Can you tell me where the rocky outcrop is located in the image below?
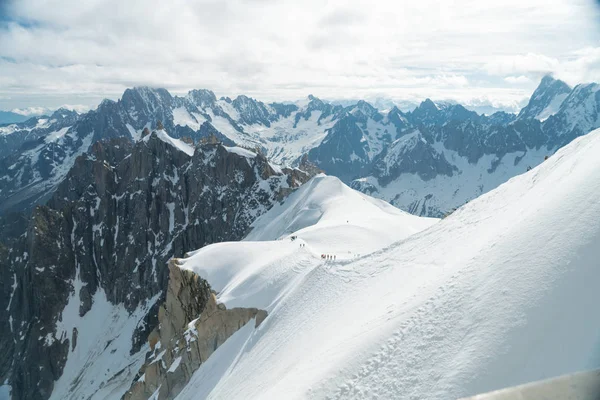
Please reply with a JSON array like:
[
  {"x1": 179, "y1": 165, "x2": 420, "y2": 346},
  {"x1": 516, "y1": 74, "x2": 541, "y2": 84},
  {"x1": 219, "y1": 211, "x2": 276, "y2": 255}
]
[
  {"x1": 517, "y1": 75, "x2": 571, "y2": 121},
  {"x1": 0, "y1": 132, "x2": 309, "y2": 400},
  {"x1": 123, "y1": 260, "x2": 266, "y2": 400},
  {"x1": 308, "y1": 114, "x2": 371, "y2": 182}
]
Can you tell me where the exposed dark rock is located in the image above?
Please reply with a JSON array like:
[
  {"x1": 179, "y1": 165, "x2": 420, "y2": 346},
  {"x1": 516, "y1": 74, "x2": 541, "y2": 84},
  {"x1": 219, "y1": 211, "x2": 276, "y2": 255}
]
[
  {"x1": 307, "y1": 115, "x2": 370, "y2": 182},
  {"x1": 517, "y1": 75, "x2": 571, "y2": 121},
  {"x1": 0, "y1": 131, "x2": 310, "y2": 400},
  {"x1": 122, "y1": 260, "x2": 267, "y2": 400}
]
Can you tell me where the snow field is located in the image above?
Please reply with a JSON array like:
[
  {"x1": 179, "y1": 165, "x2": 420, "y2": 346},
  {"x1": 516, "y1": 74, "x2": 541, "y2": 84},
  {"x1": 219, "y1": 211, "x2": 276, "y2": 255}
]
[{"x1": 175, "y1": 129, "x2": 600, "y2": 399}]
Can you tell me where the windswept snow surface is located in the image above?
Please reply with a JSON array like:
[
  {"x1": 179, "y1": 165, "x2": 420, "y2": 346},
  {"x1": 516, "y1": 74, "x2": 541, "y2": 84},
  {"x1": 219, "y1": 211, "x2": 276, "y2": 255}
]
[
  {"x1": 224, "y1": 146, "x2": 257, "y2": 159},
  {"x1": 176, "y1": 129, "x2": 600, "y2": 400},
  {"x1": 246, "y1": 174, "x2": 436, "y2": 252},
  {"x1": 536, "y1": 92, "x2": 568, "y2": 121},
  {"x1": 181, "y1": 175, "x2": 436, "y2": 310},
  {"x1": 143, "y1": 129, "x2": 195, "y2": 156}
]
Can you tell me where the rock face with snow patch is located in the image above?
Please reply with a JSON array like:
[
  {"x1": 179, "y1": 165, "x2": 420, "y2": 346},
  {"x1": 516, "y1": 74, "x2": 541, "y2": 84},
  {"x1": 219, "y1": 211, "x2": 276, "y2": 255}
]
[
  {"x1": 0, "y1": 110, "x2": 79, "y2": 159},
  {"x1": 517, "y1": 75, "x2": 571, "y2": 121},
  {"x1": 122, "y1": 260, "x2": 266, "y2": 400},
  {"x1": 0, "y1": 130, "x2": 311, "y2": 400},
  {"x1": 350, "y1": 76, "x2": 600, "y2": 217},
  {"x1": 5, "y1": 75, "x2": 600, "y2": 218}
]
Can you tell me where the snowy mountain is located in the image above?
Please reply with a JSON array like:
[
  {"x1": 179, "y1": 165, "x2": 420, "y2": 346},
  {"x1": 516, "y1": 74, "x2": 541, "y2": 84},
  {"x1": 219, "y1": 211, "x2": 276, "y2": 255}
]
[
  {"x1": 351, "y1": 75, "x2": 600, "y2": 216},
  {"x1": 0, "y1": 109, "x2": 91, "y2": 213},
  {"x1": 351, "y1": 117, "x2": 548, "y2": 216},
  {"x1": 0, "y1": 109, "x2": 78, "y2": 159},
  {"x1": 0, "y1": 129, "x2": 313, "y2": 400},
  {"x1": 151, "y1": 127, "x2": 600, "y2": 399},
  {"x1": 517, "y1": 75, "x2": 571, "y2": 121},
  {"x1": 407, "y1": 99, "x2": 482, "y2": 126},
  {"x1": 542, "y1": 81, "x2": 600, "y2": 148},
  {"x1": 121, "y1": 175, "x2": 438, "y2": 399},
  {"x1": 2, "y1": 75, "x2": 600, "y2": 218}
]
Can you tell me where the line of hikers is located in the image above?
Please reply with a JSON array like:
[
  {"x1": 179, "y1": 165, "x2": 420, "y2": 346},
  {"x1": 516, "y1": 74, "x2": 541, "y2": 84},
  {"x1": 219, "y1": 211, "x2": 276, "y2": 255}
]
[{"x1": 291, "y1": 236, "x2": 336, "y2": 260}]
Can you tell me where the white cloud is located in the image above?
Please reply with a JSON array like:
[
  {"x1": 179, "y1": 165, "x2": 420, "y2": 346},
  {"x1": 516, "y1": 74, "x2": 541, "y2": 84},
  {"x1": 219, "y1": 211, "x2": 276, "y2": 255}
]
[
  {"x1": 504, "y1": 75, "x2": 533, "y2": 84},
  {"x1": 484, "y1": 54, "x2": 559, "y2": 76},
  {"x1": 58, "y1": 104, "x2": 91, "y2": 113},
  {"x1": 11, "y1": 106, "x2": 50, "y2": 116},
  {"x1": 0, "y1": 0, "x2": 599, "y2": 110},
  {"x1": 11, "y1": 104, "x2": 90, "y2": 116}
]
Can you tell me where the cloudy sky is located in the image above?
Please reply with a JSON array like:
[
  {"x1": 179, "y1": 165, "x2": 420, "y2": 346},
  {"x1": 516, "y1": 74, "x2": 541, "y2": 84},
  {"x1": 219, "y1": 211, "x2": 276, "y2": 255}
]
[{"x1": 1, "y1": 0, "x2": 600, "y2": 114}]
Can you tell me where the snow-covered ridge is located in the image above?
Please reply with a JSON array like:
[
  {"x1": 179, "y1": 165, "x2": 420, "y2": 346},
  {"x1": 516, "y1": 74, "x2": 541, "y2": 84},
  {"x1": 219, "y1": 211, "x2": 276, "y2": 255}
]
[
  {"x1": 224, "y1": 146, "x2": 257, "y2": 159},
  {"x1": 178, "y1": 175, "x2": 436, "y2": 311},
  {"x1": 143, "y1": 129, "x2": 195, "y2": 156},
  {"x1": 246, "y1": 174, "x2": 435, "y2": 245},
  {"x1": 175, "y1": 128, "x2": 600, "y2": 399}
]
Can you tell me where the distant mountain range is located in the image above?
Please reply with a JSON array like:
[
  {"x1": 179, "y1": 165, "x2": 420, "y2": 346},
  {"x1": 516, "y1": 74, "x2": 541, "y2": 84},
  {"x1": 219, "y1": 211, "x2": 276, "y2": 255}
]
[
  {"x1": 0, "y1": 111, "x2": 29, "y2": 125},
  {"x1": 0, "y1": 75, "x2": 598, "y2": 217},
  {"x1": 2, "y1": 74, "x2": 600, "y2": 400}
]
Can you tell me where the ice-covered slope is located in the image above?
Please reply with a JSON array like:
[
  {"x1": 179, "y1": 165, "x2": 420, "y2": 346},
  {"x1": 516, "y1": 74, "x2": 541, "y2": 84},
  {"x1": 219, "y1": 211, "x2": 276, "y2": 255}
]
[
  {"x1": 353, "y1": 136, "x2": 551, "y2": 217},
  {"x1": 176, "y1": 129, "x2": 600, "y2": 400},
  {"x1": 246, "y1": 174, "x2": 435, "y2": 251},
  {"x1": 180, "y1": 175, "x2": 436, "y2": 311}
]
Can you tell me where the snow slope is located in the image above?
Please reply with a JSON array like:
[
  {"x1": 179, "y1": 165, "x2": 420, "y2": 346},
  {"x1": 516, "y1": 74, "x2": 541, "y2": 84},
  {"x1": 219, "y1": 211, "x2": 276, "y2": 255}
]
[
  {"x1": 536, "y1": 92, "x2": 568, "y2": 121},
  {"x1": 49, "y1": 271, "x2": 160, "y2": 400},
  {"x1": 246, "y1": 174, "x2": 436, "y2": 255},
  {"x1": 176, "y1": 128, "x2": 600, "y2": 399},
  {"x1": 180, "y1": 175, "x2": 436, "y2": 311},
  {"x1": 143, "y1": 129, "x2": 195, "y2": 156},
  {"x1": 356, "y1": 143, "x2": 551, "y2": 217}
]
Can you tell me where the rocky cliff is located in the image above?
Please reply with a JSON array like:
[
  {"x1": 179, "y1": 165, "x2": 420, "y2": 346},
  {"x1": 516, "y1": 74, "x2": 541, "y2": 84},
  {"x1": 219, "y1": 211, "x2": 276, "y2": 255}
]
[
  {"x1": 123, "y1": 260, "x2": 267, "y2": 400},
  {"x1": 0, "y1": 130, "x2": 310, "y2": 400}
]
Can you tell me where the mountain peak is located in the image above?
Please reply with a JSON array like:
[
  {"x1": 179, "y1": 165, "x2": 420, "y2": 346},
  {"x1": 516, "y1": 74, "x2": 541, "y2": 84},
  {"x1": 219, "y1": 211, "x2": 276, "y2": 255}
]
[
  {"x1": 307, "y1": 94, "x2": 325, "y2": 106},
  {"x1": 389, "y1": 105, "x2": 401, "y2": 114},
  {"x1": 538, "y1": 74, "x2": 571, "y2": 92},
  {"x1": 517, "y1": 75, "x2": 572, "y2": 121},
  {"x1": 125, "y1": 86, "x2": 171, "y2": 98},
  {"x1": 121, "y1": 87, "x2": 173, "y2": 109},
  {"x1": 408, "y1": 99, "x2": 440, "y2": 124},
  {"x1": 143, "y1": 127, "x2": 195, "y2": 156},
  {"x1": 50, "y1": 107, "x2": 78, "y2": 119},
  {"x1": 353, "y1": 100, "x2": 378, "y2": 116},
  {"x1": 420, "y1": 98, "x2": 438, "y2": 110},
  {"x1": 187, "y1": 89, "x2": 218, "y2": 108}
]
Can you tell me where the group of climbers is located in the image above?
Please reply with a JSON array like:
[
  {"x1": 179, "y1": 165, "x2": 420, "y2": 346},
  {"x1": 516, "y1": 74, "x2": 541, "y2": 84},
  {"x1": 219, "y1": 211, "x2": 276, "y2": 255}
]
[
  {"x1": 291, "y1": 236, "x2": 336, "y2": 260},
  {"x1": 527, "y1": 155, "x2": 550, "y2": 172}
]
